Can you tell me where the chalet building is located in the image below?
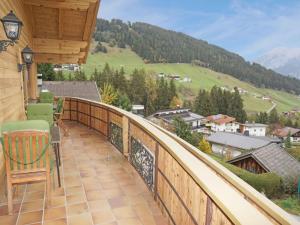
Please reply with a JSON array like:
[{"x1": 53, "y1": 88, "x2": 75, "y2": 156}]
[
  {"x1": 273, "y1": 127, "x2": 300, "y2": 144},
  {"x1": 228, "y1": 144, "x2": 300, "y2": 178},
  {"x1": 207, "y1": 132, "x2": 280, "y2": 158},
  {"x1": 206, "y1": 114, "x2": 239, "y2": 133},
  {"x1": 240, "y1": 123, "x2": 268, "y2": 137},
  {"x1": 42, "y1": 81, "x2": 101, "y2": 102},
  {"x1": 148, "y1": 108, "x2": 206, "y2": 132}
]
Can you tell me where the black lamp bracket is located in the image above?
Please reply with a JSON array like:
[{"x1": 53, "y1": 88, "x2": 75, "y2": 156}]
[
  {"x1": 18, "y1": 63, "x2": 31, "y2": 72},
  {"x1": 0, "y1": 40, "x2": 16, "y2": 53}
]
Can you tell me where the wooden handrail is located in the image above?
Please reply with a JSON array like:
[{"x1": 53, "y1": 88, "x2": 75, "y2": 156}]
[{"x1": 63, "y1": 97, "x2": 297, "y2": 225}]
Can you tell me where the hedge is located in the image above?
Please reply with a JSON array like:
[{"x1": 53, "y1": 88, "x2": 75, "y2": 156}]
[{"x1": 211, "y1": 155, "x2": 282, "y2": 198}]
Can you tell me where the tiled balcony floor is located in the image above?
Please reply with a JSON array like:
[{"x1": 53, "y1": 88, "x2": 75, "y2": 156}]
[{"x1": 0, "y1": 122, "x2": 168, "y2": 225}]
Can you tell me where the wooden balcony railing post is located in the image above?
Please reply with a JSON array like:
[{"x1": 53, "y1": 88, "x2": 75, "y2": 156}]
[{"x1": 122, "y1": 116, "x2": 129, "y2": 157}]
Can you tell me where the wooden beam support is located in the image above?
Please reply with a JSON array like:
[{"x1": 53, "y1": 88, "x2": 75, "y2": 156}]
[
  {"x1": 23, "y1": 0, "x2": 94, "y2": 10},
  {"x1": 82, "y1": 0, "x2": 100, "y2": 63},
  {"x1": 33, "y1": 38, "x2": 88, "y2": 48},
  {"x1": 35, "y1": 53, "x2": 85, "y2": 64},
  {"x1": 82, "y1": 3, "x2": 96, "y2": 41}
]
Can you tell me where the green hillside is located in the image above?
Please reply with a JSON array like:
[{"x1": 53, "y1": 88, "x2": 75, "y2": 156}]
[{"x1": 83, "y1": 45, "x2": 300, "y2": 113}]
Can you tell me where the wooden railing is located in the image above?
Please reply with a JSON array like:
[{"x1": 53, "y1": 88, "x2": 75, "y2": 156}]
[{"x1": 63, "y1": 97, "x2": 296, "y2": 225}]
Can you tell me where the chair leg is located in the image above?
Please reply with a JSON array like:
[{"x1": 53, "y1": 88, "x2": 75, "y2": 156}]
[{"x1": 7, "y1": 181, "x2": 13, "y2": 215}]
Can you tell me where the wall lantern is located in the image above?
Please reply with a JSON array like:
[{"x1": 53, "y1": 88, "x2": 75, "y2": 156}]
[
  {"x1": 0, "y1": 10, "x2": 23, "y2": 52},
  {"x1": 18, "y1": 45, "x2": 34, "y2": 72}
]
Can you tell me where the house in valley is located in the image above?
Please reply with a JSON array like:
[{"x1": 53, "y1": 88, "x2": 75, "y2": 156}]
[
  {"x1": 206, "y1": 114, "x2": 239, "y2": 133},
  {"x1": 273, "y1": 127, "x2": 300, "y2": 144},
  {"x1": 148, "y1": 108, "x2": 206, "y2": 132},
  {"x1": 206, "y1": 132, "x2": 277, "y2": 158},
  {"x1": 240, "y1": 123, "x2": 268, "y2": 137},
  {"x1": 228, "y1": 143, "x2": 300, "y2": 178}
]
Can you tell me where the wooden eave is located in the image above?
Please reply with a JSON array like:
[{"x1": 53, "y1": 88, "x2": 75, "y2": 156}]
[{"x1": 23, "y1": 0, "x2": 100, "y2": 64}]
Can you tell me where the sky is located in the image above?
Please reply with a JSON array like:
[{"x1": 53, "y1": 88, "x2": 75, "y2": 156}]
[{"x1": 98, "y1": 0, "x2": 300, "y2": 61}]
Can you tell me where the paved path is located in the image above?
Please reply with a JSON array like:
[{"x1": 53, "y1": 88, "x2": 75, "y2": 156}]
[{"x1": 267, "y1": 101, "x2": 277, "y2": 113}]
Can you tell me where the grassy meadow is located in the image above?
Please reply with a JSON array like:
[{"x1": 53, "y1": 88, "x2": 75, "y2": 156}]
[{"x1": 82, "y1": 45, "x2": 300, "y2": 113}]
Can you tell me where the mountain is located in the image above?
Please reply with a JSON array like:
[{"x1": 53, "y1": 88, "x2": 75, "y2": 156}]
[
  {"x1": 256, "y1": 47, "x2": 300, "y2": 79},
  {"x1": 93, "y1": 19, "x2": 300, "y2": 95}
]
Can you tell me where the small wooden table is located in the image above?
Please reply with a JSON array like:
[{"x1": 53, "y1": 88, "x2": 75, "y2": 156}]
[{"x1": 51, "y1": 126, "x2": 61, "y2": 187}]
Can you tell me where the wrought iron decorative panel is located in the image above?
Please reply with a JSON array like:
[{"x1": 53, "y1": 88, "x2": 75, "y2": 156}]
[
  {"x1": 130, "y1": 137, "x2": 155, "y2": 191},
  {"x1": 110, "y1": 122, "x2": 123, "y2": 153}
]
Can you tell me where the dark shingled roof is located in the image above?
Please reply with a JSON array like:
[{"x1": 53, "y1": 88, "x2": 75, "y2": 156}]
[
  {"x1": 228, "y1": 143, "x2": 300, "y2": 178},
  {"x1": 207, "y1": 132, "x2": 271, "y2": 150},
  {"x1": 42, "y1": 81, "x2": 101, "y2": 102}
]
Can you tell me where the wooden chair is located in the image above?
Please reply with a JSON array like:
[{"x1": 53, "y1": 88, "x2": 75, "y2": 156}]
[
  {"x1": 0, "y1": 120, "x2": 52, "y2": 215},
  {"x1": 39, "y1": 91, "x2": 54, "y2": 104},
  {"x1": 54, "y1": 97, "x2": 69, "y2": 136}
]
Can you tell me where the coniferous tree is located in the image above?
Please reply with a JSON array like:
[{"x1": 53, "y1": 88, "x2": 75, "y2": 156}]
[
  {"x1": 285, "y1": 132, "x2": 292, "y2": 148},
  {"x1": 255, "y1": 112, "x2": 269, "y2": 124},
  {"x1": 269, "y1": 108, "x2": 279, "y2": 124},
  {"x1": 74, "y1": 70, "x2": 87, "y2": 81},
  {"x1": 38, "y1": 63, "x2": 55, "y2": 81},
  {"x1": 129, "y1": 69, "x2": 146, "y2": 104},
  {"x1": 55, "y1": 71, "x2": 65, "y2": 81},
  {"x1": 227, "y1": 87, "x2": 247, "y2": 123},
  {"x1": 173, "y1": 117, "x2": 192, "y2": 144}
]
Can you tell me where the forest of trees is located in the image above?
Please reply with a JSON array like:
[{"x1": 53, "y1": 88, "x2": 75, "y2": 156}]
[
  {"x1": 193, "y1": 86, "x2": 247, "y2": 123},
  {"x1": 93, "y1": 18, "x2": 300, "y2": 95},
  {"x1": 90, "y1": 63, "x2": 179, "y2": 116}
]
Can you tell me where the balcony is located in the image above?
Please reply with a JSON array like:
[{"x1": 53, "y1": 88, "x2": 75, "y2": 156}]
[
  {"x1": 1, "y1": 97, "x2": 295, "y2": 225},
  {"x1": 0, "y1": 121, "x2": 167, "y2": 225}
]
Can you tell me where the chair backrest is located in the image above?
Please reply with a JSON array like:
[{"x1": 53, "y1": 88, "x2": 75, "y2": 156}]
[
  {"x1": 0, "y1": 120, "x2": 50, "y2": 173},
  {"x1": 56, "y1": 97, "x2": 64, "y2": 114},
  {"x1": 39, "y1": 92, "x2": 54, "y2": 104},
  {"x1": 27, "y1": 104, "x2": 54, "y2": 127}
]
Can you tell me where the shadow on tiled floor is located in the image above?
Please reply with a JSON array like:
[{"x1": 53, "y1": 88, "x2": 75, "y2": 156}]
[{"x1": 0, "y1": 122, "x2": 168, "y2": 225}]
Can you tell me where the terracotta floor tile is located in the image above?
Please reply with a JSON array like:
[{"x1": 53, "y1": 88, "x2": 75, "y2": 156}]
[
  {"x1": 21, "y1": 199, "x2": 44, "y2": 213},
  {"x1": 88, "y1": 199, "x2": 111, "y2": 212},
  {"x1": 67, "y1": 202, "x2": 89, "y2": 216},
  {"x1": 44, "y1": 206, "x2": 66, "y2": 221},
  {"x1": 153, "y1": 215, "x2": 169, "y2": 225},
  {"x1": 117, "y1": 218, "x2": 143, "y2": 225},
  {"x1": 91, "y1": 210, "x2": 115, "y2": 224},
  {"x1": 68, "y1": 213, "x2": 93, "y2": 225},
  {"x1": 17, "y1": 210, "x2": 43, "y2": 225},
  {"x1": 108, "y1": 197, "x2": 128, "y2": 209},
  {"x1": 85, "y1": 190, "x2": 105, "y2": 201},
  {"x1": 112, "y1": 206, "x2": 137, "y2": 220},
  {"x1": 67, "y1": 194, "x2": 86, "y2": 205},
  {"x1": 0, "y1": 214, "x2": 18, "y2": 225},
  {"x1": 23, "y1": 191, "x2": 44, "y2": 202},
  {"x1": 66, "y1": 186, "x2": 85, "y2": 196},
  {"x1": 0, "y1": 203, "x2": 21, "y2": 216},
  {"x1": 44, "y1": 218, "x2": 67, "y2": 225},
  {"x1": 49, "y1": 196, "x2": 65, "y2": 208}
]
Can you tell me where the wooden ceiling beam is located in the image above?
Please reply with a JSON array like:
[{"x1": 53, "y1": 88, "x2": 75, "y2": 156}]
[
  {"x1": 33, "y1": 38, "x2": 88, "y2": 48},
  {"x1": 34, "y1": 53, "x2": 85, "y2": 64},
  {"x1": 23, "y1": 0, "x2": 91, "y2": 10}
]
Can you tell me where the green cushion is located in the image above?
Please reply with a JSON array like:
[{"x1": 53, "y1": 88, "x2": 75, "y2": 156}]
[
  {"x1": 27, "y1": 104, "x2": 53, "y2": 127},
  {"x1": 1, "y1": 120, "x2": 49, "y2": 135},
  {"x1": 40, "y1": 92, "x2": 54, "y2": 104},
  {"x1": 56, "y1": 98, "x2": 63, "y2": 113}
]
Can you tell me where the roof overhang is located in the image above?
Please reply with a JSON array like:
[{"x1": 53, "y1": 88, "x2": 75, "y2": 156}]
[{"x1": 23, "y1": 0, "x2": 100, "y2": 64}]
